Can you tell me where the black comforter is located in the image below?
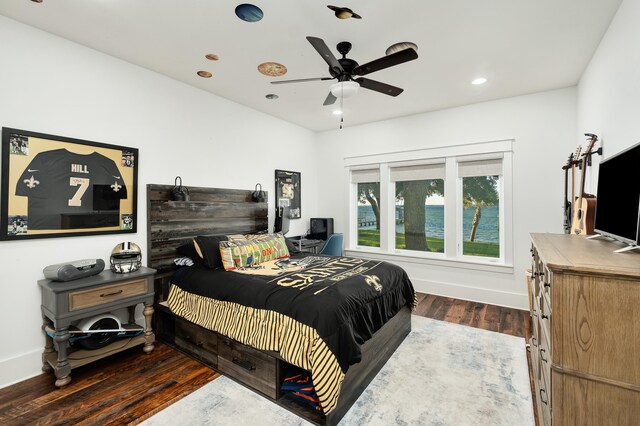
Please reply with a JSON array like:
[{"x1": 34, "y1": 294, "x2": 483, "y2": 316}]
[{"x1": 170, "y1": 255, "x2": 415, "y2": 372}]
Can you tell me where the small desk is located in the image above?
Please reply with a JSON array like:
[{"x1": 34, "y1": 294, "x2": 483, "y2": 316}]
[{"x1": 290, "y1": 238, "x2": 324, "y2": 254}]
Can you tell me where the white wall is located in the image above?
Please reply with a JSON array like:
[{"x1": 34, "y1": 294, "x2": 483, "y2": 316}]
[
  {"x1": 3, "y1": 0, "x2": 636, "y2": 390},
  {"x1": 0, "y1": 16, "x2": 317, "y2": 388},
  {"x1": 578, "y1": 0, "x2": 640, "y2": 175},
  {"x1": 316, "y1": 87, "x2": 577, "y2": 310}
]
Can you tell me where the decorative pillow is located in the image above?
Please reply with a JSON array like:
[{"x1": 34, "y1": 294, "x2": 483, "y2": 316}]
[
  {"x1": 219, "y1": 233, "x2": 290, "y2": 270},
  {"x1": 193, "y1": 235, "x2": 229, "y2": 269},
  {"x1": 176, "y1": 242, "x2": 203, "y2": 265}
]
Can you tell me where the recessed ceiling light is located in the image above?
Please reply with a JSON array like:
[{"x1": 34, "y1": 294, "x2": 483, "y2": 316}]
[
  {"x1": 197, "y1": 71, "x2": 213, "y2": 78},
  {"x1": 258, "y1": 62, "x2": 287, "y2": 77},
  {"x1": 332, "y1": 110, "x2": 343, "y2": 116},
  {"x1": 472, "y1": 77, "x2": 487, "y2": 85},
  {"x1": 265, "y1": 94, "x2": 279, "y2": 100},
  {"x1": 205, "y1": 54, "x2": 219, "y2": 61}
]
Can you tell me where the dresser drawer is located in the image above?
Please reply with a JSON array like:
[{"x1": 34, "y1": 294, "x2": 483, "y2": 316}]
[
  {"x1": 530, "y1": 336, "x2": 540, "y2": 383},
  {"x1": 540, "y1": 266, "x2": 552, "y2": 303},
  {"x1": 218, "y1": 336, "x2": 278, "y2": 399},
  {"x1": 538, "y1": 292, "x2": 552, "y2": 337},
  {"x1": 539, "y1": 324, "x2": 552, "y2": 396},
  {"x1": 539, "y1": 367, "x2": 552, "y2": 426},
  {"x1": 175, "y1": 317, "x2": 218, "y2": 367},
  {"x1": 69, "y1": 279, "x2": 148, "y2": 311}
]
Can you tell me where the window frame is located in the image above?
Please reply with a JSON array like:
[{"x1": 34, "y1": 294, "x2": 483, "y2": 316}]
[{"x1": 345, "y1": 140, "x2": 514, "y2": 272}]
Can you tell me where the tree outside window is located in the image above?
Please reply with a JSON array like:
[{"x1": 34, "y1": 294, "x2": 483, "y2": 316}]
[
  {"x1": 357, "y1": 182, "x2": 380, "y2": 247},
  {"x1": 395, "y1": 179, "x2": 444, "y2": 252},
  {"x1": 462, "y1": 175, "x2": 500, "y2": 258}
]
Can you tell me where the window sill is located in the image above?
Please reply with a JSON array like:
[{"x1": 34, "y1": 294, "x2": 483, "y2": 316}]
[{"x1": 344, "y1": 247, "x2": 514, "y2": 274}]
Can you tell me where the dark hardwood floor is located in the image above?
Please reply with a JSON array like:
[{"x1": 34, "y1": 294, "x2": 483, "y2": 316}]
[{"x1": 0, "y1": 293, "x2": 531, "y2": 426}]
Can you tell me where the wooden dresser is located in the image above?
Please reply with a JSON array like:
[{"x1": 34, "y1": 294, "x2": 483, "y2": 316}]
[{"x1": 529, "y1": 233, "x2": 640, "y2": 425}]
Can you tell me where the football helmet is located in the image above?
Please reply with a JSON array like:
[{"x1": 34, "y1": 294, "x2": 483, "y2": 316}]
[{"x1": 110, "y1": 242, "x2": 142, "y2": 273}]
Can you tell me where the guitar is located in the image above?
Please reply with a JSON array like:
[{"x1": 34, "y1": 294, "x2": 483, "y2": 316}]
[
  {"x1": 570, "y1": 134, "x2": 598, "y2": 235},
  {"x1": 562, "y1": 151, "x2": 576, "y2": 234},
  {"x1": 562, "y1": 145, "x2": 582, "y2": 233}
]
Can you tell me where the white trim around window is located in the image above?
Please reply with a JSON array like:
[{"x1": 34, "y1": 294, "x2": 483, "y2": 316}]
[{"x1": 345, "y1": 139, "x2": 514, "y2": 273}]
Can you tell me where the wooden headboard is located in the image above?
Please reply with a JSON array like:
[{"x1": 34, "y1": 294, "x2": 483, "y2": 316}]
[{"x1": 146, "y1": 184, "x2": 268, "y2": 300}]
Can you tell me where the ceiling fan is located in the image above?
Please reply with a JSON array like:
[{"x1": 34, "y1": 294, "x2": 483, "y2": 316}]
[{"x1": 271, "y1": 36, "x2": 418, "y2": 106}]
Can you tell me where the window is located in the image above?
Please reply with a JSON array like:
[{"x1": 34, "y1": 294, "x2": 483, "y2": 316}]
[
  {"x1": 459, "y1": 158, "x2": 503, "y2": 258},
  {"x1": 391, "y1": 163, "x2": 445, "y2": 253},
  {"x1": 352, "y1": 169, "x2": 380, "y2": 248},
  {"x1": 345, "y1": 140, "x2": 512, "y2": 268}
]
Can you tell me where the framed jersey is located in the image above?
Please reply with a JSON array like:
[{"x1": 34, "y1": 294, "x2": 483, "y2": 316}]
[{"x1": 1, "y1": 127, "x2": 138, "y2": 240}]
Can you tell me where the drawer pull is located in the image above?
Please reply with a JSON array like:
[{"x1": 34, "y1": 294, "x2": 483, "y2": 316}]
[
  {"x1": 540, "y1": 348, "x2": 548, "y2": 363},
  {"x1": 232, "y1": 357, "x2": 256, "y2": 371},
  {"x1": 100, "y1": 290, "x2": 123, "y2": 297},
  {"x1": 531, "y1": 337, "x2": 537, "y2": 347},
  {"x1": 539, "y1": 388, "x2": 548, "y2": 405},
  {"x1": 185, "y1": 335, "x2": 204, "y2": 347}
]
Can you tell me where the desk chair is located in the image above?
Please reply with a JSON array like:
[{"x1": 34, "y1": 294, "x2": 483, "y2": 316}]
[{"x1": 319, "y1": 233, "x2": 343, "y2": 256}]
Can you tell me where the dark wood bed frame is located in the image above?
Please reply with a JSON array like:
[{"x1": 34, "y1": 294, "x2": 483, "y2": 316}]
[{"x1": 147, "y1": 184, "x2": 411, "y2": 426}]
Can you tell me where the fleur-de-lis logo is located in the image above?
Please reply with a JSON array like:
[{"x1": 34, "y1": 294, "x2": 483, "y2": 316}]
[
  {"x1": 24, "y1": 175, "x2": 40, "y2": 189},
  {"x1": 111, "y1": 181, "x2": 122, "y2": 192},
  {"x1": 364, "y1": 275, "x2": 382, "y2": 292}
]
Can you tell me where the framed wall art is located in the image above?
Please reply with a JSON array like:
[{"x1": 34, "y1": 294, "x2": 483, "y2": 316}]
[
  {"x1": 1, "y1": 127, "x2": 138, "y2": 240},
  {"x1": 274, "y1": 169, "x2": 301, "y2": 219}
]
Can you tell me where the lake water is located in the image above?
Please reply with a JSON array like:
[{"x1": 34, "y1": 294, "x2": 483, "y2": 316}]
[{"x1": 358, "y1": 205, "x2": 499, "y2": 243}]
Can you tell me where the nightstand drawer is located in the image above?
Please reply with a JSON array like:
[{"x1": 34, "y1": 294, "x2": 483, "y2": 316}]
[
  {"x1": 69, "y1": 279, "x2": 148, "y2": 311},
  {"x1": 218, "y1": 336, "x2": 278, "y2": 399}
]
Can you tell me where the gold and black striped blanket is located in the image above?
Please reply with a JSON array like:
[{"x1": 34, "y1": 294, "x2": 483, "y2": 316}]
[{"x1": 167, "y1": 256, "x2": 415, "y2": 415}]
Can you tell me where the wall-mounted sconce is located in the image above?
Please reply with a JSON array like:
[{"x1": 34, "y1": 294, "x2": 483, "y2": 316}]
[
  {"x1": 252, "y1": 183, "x2": 267, "y2": 202},
  {"x1": 170, "y1": 176, "x2": 190, "y2": 201}
]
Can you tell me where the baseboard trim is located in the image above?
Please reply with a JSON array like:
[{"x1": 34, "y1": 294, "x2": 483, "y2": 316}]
[
  {"x1": 411, "y1": 277, "x2": 529, "y2": 311},
  {"x1": 0, "y1": 348, "x2": 43, "y2": 389}
]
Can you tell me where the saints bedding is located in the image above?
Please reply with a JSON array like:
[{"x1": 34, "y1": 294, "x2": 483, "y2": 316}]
[{"x1": 167, "y1": 255, "x2": 415, "y2": 415}]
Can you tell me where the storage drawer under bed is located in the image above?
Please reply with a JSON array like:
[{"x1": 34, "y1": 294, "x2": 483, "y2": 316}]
[
  {"x1": 174, "y1": 317, "x2": 218, "y2": 367},
  {"x1": 218, "y1": 335, "x2": 280, "y2": 399}
]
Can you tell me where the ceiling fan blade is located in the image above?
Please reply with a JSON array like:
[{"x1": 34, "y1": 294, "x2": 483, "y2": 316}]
[
  {"x1": 353, "y1": 48, "x2": 418, "y2": 76},
  {"x1": 306, "y1": 36, "x2": 344, "y2": 73},
  {"x1": 271, "y1": 77, "x2": 333, "y2": 85},
  {"x1": 323, "y1": 92, "x2": 337, "y2": 106},
  {"x1": 355, "y1": 78, "x2": 404, "y2": 96}
]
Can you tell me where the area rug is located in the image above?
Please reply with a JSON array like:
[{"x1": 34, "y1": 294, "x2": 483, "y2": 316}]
[{"x1": 142, "y1": 316, "x2": 533, "y2": 426}]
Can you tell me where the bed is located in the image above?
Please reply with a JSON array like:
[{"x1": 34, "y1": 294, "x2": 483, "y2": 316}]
[{"x1": 147, "y1": 184, "x2": 414, "y2": 425}]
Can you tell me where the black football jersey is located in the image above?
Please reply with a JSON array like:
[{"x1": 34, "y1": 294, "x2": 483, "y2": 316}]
[{"x1": 15, "y1": 149, "x2": 128, "y2": 230}]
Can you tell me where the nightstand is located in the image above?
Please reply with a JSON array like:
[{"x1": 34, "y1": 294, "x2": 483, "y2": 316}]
[{"x1": 39, "y1": 266, "x2": 156, "y2": 387}]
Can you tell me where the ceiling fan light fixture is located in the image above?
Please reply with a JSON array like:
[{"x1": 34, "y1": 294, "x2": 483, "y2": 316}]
[
  {"x1": 385, "y1": 42, "x2": 418, "y2": 56},
  {"x1": 330, "y1": 81, "x2": 359, "y2": 98}
]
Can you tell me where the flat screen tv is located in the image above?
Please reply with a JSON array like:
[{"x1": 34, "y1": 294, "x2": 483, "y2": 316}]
[{"x1": 594, "y1": 141, "x2": 640, "y2": 249}]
